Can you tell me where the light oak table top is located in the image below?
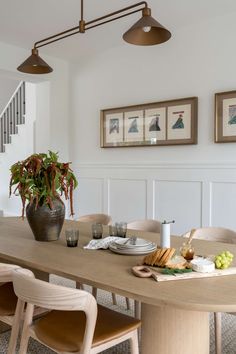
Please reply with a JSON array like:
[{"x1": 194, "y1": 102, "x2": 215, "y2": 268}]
[
  {"x1": 0, "y1": 217, "x2": 236, "y2": 313},
  {"x1": 1, "y1": 217, "x2": 236, "y2": 354}
]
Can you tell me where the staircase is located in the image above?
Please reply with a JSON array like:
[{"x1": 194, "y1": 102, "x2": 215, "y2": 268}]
[{"x1": 0, "y1": 81, "x2": 25, "y2": 153}]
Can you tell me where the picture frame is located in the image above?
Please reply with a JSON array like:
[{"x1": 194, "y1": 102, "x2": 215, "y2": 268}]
[
  {"x1": 215, "y1": 90, "x2": 236, "y2": 143},
  {"x1": 100, "y1": 97, "x2": 198, "y2": 147}
]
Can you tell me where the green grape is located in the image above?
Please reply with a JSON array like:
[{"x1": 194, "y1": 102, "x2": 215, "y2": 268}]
[
  {"x1": 215, "y1": 250, "x2": 234, "y2": 269},
  {"x1": 225, "y1": 251, "x2": 231, "y2": 257}
]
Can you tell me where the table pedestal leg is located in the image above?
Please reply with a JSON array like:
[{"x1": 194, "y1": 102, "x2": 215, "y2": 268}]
[{"x1": 141, "y1": 304, "x2": 209, "y2": 354}]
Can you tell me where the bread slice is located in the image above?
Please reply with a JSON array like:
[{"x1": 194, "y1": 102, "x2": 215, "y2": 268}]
[
  {"x1": 143, "y1": 247, "x2": 176, "y2": 267},
  {"x1": 155, "y1": 248, "x2": 168, "y2": 267},
  {"x1": 159, "y1": 248, "x2": 176, "y2": 267},
  {"x1": 143, "y1": 249, "x2": 159, "y2": 266}
]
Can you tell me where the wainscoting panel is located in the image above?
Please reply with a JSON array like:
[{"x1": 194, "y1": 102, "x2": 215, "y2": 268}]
[
  {"x1": 76, "y1": 177, "x2": 104, "y2": 217},
  {"x1": 154, "y1": 180, "x2": 202, "y2": 235},
  {"x1": 108, "y1": 178, "x2": 147, "y2": 222},
  {"x1": 211, "y1": 182, "x2": 236, "y2": 230},
  {"x1": 77, "y1": 163, "x2": 236, "y2": 234}
]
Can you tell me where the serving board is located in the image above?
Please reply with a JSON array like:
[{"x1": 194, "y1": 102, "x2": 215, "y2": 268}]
[{"x1": 149, "y1": 266, "x2": 236, "y2": 282}]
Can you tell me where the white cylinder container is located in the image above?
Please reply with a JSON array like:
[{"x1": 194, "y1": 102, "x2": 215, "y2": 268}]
[{"x1": 160, "y1": 222, "x2": 170, "y2": 248}]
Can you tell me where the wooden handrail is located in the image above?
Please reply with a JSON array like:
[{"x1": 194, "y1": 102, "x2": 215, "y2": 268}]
[{"x1": 0, "y1": 81, "x2": 25, "y2": 153}]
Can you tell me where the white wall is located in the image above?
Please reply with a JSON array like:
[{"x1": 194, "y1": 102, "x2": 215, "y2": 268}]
[
  {"x1": 69, "y1": 12, "x2": 236, "y2": 233},
  {"x1": 0, "y1": 77, "x2": 20, "y2": 113},
  {"x1": 0, "y1": 82, "x2": 36, "y2": 215},
  {"x1": 0, "y1": 41, "x2": 70, "y2": 160},
  {"x1": 0, "y1": 41, "x2": 70, "y2": 216}
]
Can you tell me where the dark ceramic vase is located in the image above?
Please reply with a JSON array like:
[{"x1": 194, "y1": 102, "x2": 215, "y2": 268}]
[{"x1": 26, "y1": 199, "x2": 65, "y2": 241}]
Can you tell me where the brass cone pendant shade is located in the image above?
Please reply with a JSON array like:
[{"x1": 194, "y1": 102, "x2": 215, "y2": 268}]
[
  {"x1": 17, "y1": 48, "x2": 53, "y2": 74},
  {"x1": 17, "y1": 2, "x2": 171, "y2": 74},
  {"x1": 123, "y1": 9, "x2": 171, "y2": 46}
]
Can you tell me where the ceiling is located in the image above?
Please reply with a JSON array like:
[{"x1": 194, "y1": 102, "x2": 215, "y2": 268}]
[{"x1": 1, "y1": 0, "x2": 236, "y2": 62}]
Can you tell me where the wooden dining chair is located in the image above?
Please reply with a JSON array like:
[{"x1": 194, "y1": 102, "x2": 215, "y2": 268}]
[
  {"x1": 77, "y1": 213, "x2": 117, "y2": 304},
  {"x1": 0, "y1": 263, "x2": 22, "y2": 353},
  {"x1": 12, "y1": 268, "x2": 140, "y2": 354},
  {"x1": 0, "y1": 264, "x2": 49, "y2": 354},
  {"x1": 183, "y1": 227, "x2": 236, "y2": 354},
  {"x1": 127, "y1": 219, "x2": 161, "y2": 318},
  {"x1": 0, "y1": 264, "x2": 39, "y2": 351},
  {"x1": 127, "y1": 219, "x2": 161, "y2": 233},
  {"x1": 78, "y1": 213, "x2": 112, "y2": 225}
]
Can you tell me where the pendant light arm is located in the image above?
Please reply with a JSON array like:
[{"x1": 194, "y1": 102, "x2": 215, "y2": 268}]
[
  {"x1": 85, "y1": 8, "x2": 144, "y2": 31},
  {"x1": 85, "y1": 1, "x2": 147, "y2": 27},
  {"x1": 34, "y1": 25, "x2": 80, "y2": 49},
  {"x1": 34, "y1": 0, "x2": 147, "y2": 49}
]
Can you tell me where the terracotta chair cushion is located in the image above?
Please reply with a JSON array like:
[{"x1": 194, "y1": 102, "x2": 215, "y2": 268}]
[
  {"x1": 0, "y1": 282, "x2": 18, "y2": 316},
  {"x1": 33, "y1": 304, "x2": 141, "y2": 352}
]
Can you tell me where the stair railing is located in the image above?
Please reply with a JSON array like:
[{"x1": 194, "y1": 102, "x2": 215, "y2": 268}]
[{"x1": 0, "y1": 81, "x2": 25, "y2": 153}]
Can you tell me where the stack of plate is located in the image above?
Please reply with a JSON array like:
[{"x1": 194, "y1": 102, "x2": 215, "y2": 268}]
[{"x1": 109, "y1": 237, "x2": 157, "y2": 255}]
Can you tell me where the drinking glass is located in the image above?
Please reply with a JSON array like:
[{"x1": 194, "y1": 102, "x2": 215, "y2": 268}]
[
  {"x1": 109, "y1": 224, "x2": 118, "y2": 236},
  {"x1": 116, "y1": 222, "x2": 127, "y2": 237},
  {"x1": 92, "y1": 223, "x2": 103, "y2": 239},
  {"x1": 65, "y1": 229, "x2": 79, "y2": 247}
]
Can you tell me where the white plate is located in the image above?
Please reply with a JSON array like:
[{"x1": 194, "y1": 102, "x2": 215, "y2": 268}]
[
  {"x1": 113, "y1": 237, "x2": 153, "y2": 249},
  {"x1": 109, "y1": 242, "x2": 157, "y2": 255}
]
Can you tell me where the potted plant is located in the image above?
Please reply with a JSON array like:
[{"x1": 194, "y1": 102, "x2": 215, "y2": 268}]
[{"x1": 9, "y1": 151, "x2": 78, "y2": 241}]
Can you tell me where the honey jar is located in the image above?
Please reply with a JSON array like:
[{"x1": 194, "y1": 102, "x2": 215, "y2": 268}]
[{"x1": 180, "y1": 242, "x2": 195, "y2": 261}]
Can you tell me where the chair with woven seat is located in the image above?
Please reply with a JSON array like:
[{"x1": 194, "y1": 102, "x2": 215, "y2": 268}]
[
  {"x1": 11, "y1": 268, "x2": 140, "y2": 354},
  {"x1": 183, "y1": 227, "x2": 236, "y2": 354}
]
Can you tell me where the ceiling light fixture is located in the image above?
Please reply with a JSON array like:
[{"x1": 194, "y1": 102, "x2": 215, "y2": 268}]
[{"x1": 17, "y1": 0, "x2": 171, "y2": 74}]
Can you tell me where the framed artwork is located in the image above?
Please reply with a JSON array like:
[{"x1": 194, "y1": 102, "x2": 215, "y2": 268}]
[
  {"x1": 100, "y1": 97, "x2": 198, "y2": 147},
  {"x1": 215, "y1": 90, "x2": 236, "y2": 143}
]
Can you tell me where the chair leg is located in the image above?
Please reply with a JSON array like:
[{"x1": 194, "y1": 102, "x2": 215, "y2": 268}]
[
  {"x1": 76, "y1": 282, "x2": 85, "y2": 290},
  {"x1": 214, "y1": 312, "x2": 222, "y2": 354},
  {"x1": 129, "y1": 330, "x2": 139, "y2": 354},
  {"x1": 18, "y1": 304, "x2": 34, "y2": 354},
  {"x1": 92, "y1": 287, "x2": 98, "y2": 299},
  {"x1": 18, "y1": 332, "x2": 30, "y2": 354},
  {"x1": 7, "y1": 300, "x2": 25, "y2": 354},
  {"x1": 134, "y1": 300, "x2": 141, "y2": 319},
  {"x1": 112, "y1": 293, "x2": 117, "y2": 305},
  {"x1": 126, "y1": 297, "x2": 131, "y2": 311}
]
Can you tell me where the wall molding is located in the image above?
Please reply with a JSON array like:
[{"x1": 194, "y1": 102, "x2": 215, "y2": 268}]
[
  {"x1": 78, "y1": 161, "x2": 236, "y2": 170},
  {"x1": 76, "y1": 162, "x2": 236, "y2": 234}
]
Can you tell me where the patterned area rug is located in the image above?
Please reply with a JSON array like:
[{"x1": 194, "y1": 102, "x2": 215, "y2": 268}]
[{"x1": 1, "y1": 276, "x2": 236, "y2": 353}]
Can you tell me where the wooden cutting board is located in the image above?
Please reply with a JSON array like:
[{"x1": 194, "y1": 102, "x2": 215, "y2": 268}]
[{"x1": 149, "y1": 266, "x2": 236, "y2": 282}]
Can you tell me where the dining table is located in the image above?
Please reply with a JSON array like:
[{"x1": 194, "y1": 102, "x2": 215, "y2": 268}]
[{"x1": 1, "y1": 217, "x2": 236, "y2": 354}]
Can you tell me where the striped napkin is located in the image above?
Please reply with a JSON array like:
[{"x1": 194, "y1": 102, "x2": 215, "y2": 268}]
[{"x1": 84, "y1": 236, "x2": 123, "y2": 250}]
